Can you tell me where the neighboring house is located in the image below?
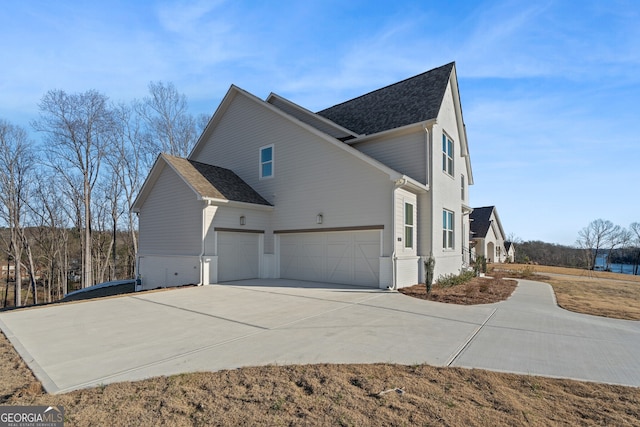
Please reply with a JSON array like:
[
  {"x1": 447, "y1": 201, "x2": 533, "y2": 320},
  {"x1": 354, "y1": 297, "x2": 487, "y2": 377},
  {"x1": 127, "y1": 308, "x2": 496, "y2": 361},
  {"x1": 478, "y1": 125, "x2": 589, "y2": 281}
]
[
  {"x1": 470, "y1": 206, "x2": 508, "y2": 263},
  {"x1": 132, "y1": 62, "x2": 474, "y2": 289},
  {"x1": 504, "y1": 241, "x2": 516, "y2": 263}
]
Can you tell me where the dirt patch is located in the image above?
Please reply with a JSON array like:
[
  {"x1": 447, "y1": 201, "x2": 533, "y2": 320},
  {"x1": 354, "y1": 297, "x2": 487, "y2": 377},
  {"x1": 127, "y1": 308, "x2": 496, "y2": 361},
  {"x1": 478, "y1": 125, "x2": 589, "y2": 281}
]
[
  {"x1": 1, "y1": 330, "x2": 639, "y2": 426},
  {"x1": 399, "y1": 276, "x2": 518, "y2": 305}
]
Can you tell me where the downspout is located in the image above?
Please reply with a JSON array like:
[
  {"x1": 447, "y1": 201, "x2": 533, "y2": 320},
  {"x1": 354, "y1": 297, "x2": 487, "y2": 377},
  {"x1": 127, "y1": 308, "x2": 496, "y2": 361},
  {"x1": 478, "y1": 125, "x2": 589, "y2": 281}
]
[
  {"x1": 425, "y1": 124, "x2": 435, "y2": 282},
  {"x1": 199, "y1": 201, "x2": 208, "y2": 286},
  {"x1": 391, "y1": 183, "x2": 397, "y2": 290}
]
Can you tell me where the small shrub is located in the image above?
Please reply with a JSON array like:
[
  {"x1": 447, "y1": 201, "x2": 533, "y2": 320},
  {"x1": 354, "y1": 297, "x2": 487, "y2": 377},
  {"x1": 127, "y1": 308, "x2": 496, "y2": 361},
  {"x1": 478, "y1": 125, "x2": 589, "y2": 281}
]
[
  {"x1": 436, "y1": 270, "x2": 476, "y2": 288},
  {"x1": 424, "y1": 255, "x2": 436, "y2": 293},
  {"x1": 518, "y1": 265, "x2": 536, "y2": 278},
  {"x1": 473, "y1": 255, "x2": 487, "y2": 275}
]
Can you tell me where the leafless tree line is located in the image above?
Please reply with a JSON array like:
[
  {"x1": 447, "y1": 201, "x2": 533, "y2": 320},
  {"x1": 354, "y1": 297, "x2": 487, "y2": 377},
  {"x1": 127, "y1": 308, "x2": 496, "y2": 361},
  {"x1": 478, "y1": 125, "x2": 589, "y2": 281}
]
[
  {"x1": 576, "y1": 219, "x2": 640, "y2": 273},
  {"x1": 0, "y1": 82, "x2": 207, "y2": 308}
]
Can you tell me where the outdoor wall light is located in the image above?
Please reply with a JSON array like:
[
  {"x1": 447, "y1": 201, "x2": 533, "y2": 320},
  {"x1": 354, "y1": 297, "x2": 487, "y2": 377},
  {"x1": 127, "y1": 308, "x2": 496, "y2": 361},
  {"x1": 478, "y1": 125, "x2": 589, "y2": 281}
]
[
  {"x1": 316, "y1": 213, "x2": 323, "y2": 224},
  {"x1": 240, "y1": 215, "x2": 246, "y2": 226}
]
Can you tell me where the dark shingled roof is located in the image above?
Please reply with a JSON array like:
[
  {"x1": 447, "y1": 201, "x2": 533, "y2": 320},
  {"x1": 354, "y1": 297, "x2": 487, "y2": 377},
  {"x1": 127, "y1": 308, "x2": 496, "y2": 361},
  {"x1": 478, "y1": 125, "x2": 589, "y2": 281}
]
[
  {"x1": 163, "y1": 154, "x2": 271, "y2": 206},
  {"x1": 470, "y1": 206, "x2": 495, "y2": 238},
  {"x1": 316, "y1": 62, "x2": 454, "y2": 135}
]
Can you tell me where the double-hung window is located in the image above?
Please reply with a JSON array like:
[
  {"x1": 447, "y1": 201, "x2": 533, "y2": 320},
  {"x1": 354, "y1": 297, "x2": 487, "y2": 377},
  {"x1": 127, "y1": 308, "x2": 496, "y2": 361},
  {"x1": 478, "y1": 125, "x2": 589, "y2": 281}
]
[
  {"x1": 442, "y1": 134, "x2": 454, "y2": 176},
  {"x1": 404, "y1": 202, "x2": 414, "y2": 249},
  {"x1": 443, "y1": 209, "x2": 454, "y2": 249},
  {"x1": 260, "y1": 144, "x2": 273, "y2": 179}
]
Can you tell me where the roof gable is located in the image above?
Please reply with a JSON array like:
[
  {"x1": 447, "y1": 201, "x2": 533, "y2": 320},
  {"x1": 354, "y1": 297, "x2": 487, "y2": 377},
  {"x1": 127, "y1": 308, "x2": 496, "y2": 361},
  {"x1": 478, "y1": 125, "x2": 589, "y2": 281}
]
[
  {"x1": 470, "y1": 206, "x2": 495, "y2": 238},
  {"x1": 189, "y1": 85, "x2": 429, "y2": 192},
  {"x1": 317, "y1": 62, "x2": 454, "y2": 135},
  {"x1": 470, "y1": 206, "x2": 505, "y2": 240},
  {"x1": 132, "y1": 154, "x2": 271, "y2": 212}
]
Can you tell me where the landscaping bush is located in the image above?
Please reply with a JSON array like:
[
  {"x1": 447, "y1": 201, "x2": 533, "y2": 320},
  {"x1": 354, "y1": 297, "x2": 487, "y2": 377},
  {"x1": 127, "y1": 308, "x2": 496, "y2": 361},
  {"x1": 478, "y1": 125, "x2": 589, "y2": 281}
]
[
  {"x1": 424, "y1": 255, "x2": 435, "y2": 294},
  {"x1": 436, "y1": 270, "x2": 476, "y2": 288},
  {"x1": 473, "y1": 255, "x2": 487, "y2": 275}
]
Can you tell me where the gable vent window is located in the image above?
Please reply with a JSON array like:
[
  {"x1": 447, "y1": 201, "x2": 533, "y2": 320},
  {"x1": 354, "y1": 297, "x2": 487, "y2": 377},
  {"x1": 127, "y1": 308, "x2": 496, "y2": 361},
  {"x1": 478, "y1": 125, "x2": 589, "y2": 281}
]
[
  {"x1": 260, "y1": 144, "x2": 274, "y2": 179},
  {"x1": 442, "y1": 134, "x2": 454, "y2": 176}
]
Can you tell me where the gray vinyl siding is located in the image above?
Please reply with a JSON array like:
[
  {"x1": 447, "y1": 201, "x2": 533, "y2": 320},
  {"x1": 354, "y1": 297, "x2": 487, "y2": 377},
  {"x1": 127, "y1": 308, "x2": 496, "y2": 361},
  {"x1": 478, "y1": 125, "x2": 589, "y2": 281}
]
[
  {"x1": 351, "y1": 131, "x2": 427, "y2": 184},
  {"x1": 192, "y1": 92, "x2": 395, "y2": 256},
  {"x1": 138, "y1": 165, "x2": 202, "y2": 256}
]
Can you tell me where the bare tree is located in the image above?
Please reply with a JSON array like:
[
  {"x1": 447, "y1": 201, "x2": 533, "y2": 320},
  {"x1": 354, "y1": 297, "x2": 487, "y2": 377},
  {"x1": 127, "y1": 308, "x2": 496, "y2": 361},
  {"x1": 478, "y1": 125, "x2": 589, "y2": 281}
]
[
  {"x1": 32, "y1": 90, "x2": 114, "y2": 288},
  {"x1": 0, "y1": 119, "x2": 36, "y2": 307},
  {"x1": 576, "y1": 219, "x2": 619, "y2": 270},
  {"x1": 138, "y1": 81, "x2": 200, "y2": 158},
  {"x1": 630, "y1": 222, "x2": 640, "y2": 275},
  {"x1": 110, "y1": 103, "x2": 146, "y2": 264},
  {"x1": 27, "y1": 171, "x2": 75, "y2": 299}
]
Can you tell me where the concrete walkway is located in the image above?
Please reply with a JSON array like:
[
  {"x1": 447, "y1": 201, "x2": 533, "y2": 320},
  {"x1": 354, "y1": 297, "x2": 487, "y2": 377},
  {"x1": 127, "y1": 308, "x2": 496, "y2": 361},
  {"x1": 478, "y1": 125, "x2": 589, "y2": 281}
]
[
  {"x1": 450, "y1": 279, "x2": 640, "y2": 385},
  {"x1": 0, "y1": 279, "x2": 638, "y2": 394}
]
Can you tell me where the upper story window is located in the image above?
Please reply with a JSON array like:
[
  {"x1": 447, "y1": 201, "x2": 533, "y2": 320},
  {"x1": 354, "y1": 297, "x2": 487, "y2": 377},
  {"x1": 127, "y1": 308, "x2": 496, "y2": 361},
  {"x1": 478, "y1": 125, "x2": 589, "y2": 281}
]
[
  {"x1": 260, "y1": 144, "x2": 274, "y2": 179},
  {"x1": 404, "y1": 202, "x2": 414, "y2": 249},
  {"x1": 442, "y1": 133, "x2": 454, "y2": 176},
  {"x1": 443, "y1": 209, "x2": 454, "y2": 250},
  {"x1": 461, "y1": 175, "x2": 465, "y2": 200}
]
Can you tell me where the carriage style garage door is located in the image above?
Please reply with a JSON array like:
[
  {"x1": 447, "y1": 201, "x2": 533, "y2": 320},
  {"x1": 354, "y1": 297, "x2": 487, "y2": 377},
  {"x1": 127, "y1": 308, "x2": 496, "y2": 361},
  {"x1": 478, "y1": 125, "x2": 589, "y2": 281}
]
[
  {"x1": 217, "y1": 231, "x2": 261, "y2": 282},
  {"x1": 279, "y1": 230, "x2": 380, "y2": 287}
]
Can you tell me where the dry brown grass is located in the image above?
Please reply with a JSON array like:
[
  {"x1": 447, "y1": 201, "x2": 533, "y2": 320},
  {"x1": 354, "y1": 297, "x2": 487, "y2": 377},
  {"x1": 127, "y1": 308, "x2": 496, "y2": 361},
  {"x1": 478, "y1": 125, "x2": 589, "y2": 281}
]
[
  {"x1": 1, "y1": 330, "x2": 639, "y2": 426},
  {"x1": 3, "y1": 266, "x2": 640, "y2": 425},
  {"x1": 497, "y1": 264, "x2": 640, "y2": 320}
]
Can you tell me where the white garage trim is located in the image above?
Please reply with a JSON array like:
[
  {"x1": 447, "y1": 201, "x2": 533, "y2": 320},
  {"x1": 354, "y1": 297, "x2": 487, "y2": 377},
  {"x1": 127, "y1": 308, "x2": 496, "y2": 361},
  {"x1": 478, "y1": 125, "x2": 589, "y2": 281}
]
[
  {"x1": 277, "y1": 228, "x2": 382, "y2": 287},
  {"x1": 274, "y1": 225, "x2": 384, "y2": 234}
]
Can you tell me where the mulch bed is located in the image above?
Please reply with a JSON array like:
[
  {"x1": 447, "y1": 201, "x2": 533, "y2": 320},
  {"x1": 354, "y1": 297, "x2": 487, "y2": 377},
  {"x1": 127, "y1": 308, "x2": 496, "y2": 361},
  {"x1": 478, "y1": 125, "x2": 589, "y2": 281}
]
[{"x1": 398, "y1": 276, "x2": 518, "y2": 305}]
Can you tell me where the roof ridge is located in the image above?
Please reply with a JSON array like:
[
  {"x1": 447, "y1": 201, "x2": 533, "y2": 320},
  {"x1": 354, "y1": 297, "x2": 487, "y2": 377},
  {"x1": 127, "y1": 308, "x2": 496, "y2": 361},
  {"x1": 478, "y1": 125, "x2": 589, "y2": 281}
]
[{"x1": 318, "y1": 62, "x2": 454, "y2": 113}]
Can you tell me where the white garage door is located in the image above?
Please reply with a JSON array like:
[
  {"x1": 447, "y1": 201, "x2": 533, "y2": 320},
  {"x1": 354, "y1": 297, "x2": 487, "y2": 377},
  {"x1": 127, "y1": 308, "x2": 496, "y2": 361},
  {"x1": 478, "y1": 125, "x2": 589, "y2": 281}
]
[
  {"x1": 217, "y1": 231, "x2": 260, "y2": 282},
  {"x1": 279, "y1": 230, "x2": 380, "y2": 287}
]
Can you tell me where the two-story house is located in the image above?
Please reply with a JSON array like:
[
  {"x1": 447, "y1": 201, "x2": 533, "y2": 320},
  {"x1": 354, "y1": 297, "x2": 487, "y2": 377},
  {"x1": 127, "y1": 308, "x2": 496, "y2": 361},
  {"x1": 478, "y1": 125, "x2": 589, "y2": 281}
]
[
  {"x1": 470, "y1": 206, "x2": 509, "y2": 263},
  {"x1": 132, "y1": 62, "x2": 473, "y2": 289}
]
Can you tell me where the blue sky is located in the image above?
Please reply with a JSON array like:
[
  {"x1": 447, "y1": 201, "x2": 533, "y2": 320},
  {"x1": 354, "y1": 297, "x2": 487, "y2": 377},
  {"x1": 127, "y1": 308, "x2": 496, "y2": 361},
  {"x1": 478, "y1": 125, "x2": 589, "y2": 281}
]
[{"x1": 1, "y1": 0, "x2": 639, "y2": 245}]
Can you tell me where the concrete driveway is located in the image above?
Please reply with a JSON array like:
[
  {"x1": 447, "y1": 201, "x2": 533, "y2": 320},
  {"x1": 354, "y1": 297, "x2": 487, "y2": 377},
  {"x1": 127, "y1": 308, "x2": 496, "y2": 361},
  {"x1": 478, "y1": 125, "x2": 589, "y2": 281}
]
[{"x1": 0, "y1": 279, "x2": 639, "y2": 394}]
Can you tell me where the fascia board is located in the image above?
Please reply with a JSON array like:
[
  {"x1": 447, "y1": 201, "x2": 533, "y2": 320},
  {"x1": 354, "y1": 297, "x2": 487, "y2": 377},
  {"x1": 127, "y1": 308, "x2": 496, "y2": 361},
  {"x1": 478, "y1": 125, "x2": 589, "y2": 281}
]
[
  {"x1": 397, "y1": 175, "x2": 429, "y2": 193},
  {"x1": 132, "y1": 154, "x2": 217, "y2": 213},
  {"x1": 131, "y1": 154, "x2": 166, "y2": 212},
  {"x1": 266, "y1": 92, "x2": 360, "y2": 138},
  {"x1": 160, "y1": 154, "x2": 211, "y2": 201},
  {"x1": 205, "y1": 198, "x2": 274, "y2": 211},
  {"x1": 188, "y1": 85, "x2": 241, "y2": 159},
  {"x1": 491, "y1": 209, "x2": 506, "y2": 240},
  {"x1": 449, "y1": 66, "x2": 475, "y2": 185},
  {"x1": 346, "y1": 119, "x2": 437, "y2": 145}
]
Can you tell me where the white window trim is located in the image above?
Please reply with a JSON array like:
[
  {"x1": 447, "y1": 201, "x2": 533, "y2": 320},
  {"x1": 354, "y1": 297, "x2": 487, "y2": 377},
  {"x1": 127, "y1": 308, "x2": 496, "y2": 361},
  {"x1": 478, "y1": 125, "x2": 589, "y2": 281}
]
[
  {"x1": 443, "y1": 208, "x2": 454, "y2": 250},
  {"x1": 403, "y1": 200, "x2": 415, "y2": 251},
  {"x1": 259, "y1": 144, "x2": 274, "y2": 180},
  {"x1": 442, "y1": 133, "x2": 454, "y2": 177}
]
